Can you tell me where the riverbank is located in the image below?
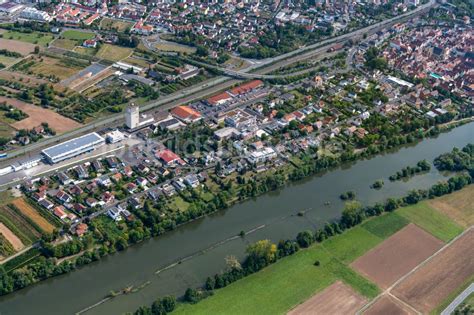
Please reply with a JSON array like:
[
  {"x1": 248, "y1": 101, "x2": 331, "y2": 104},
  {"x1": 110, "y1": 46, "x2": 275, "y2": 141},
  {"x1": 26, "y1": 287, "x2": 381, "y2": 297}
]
[{"x1": 0, "y1": 122, "x2": 472, "y2": 315}]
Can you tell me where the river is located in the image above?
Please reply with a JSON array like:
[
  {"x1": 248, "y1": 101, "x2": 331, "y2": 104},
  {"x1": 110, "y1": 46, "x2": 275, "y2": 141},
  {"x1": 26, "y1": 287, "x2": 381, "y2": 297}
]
[{"x1": 0, "y1": 122, "x2": 472, "y2": 315}]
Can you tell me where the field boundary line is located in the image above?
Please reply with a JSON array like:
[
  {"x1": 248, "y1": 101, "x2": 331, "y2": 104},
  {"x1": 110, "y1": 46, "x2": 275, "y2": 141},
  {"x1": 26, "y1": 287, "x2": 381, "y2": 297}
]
[
  {"x1": 387, "y1": 292, "x2": 421, "y2": 315},
  {"x1": 357, "y1": 226, "x2": 473, "y2": 314}
]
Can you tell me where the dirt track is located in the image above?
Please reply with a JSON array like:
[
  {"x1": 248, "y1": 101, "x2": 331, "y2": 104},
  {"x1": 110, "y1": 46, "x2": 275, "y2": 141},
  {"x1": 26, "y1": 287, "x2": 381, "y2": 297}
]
[
  {"x1": 351, "y1": 224, "x2": 444, "y2": 289},
  {"x1": 392, "y1": 229, "x2": 474, "y2": 313},
  {"x1": 287, "y1": 281, "x2": 367, "y2": 315}
]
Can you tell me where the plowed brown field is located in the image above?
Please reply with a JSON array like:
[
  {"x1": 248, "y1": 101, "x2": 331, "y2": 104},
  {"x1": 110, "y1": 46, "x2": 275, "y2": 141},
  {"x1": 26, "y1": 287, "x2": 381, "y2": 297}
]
[
  {"x1": 287, "y1": 281, "x2": 367, "y2": 315},
  {"x1": 351, "y1": 224, "x2": 444, "y2": 289}
]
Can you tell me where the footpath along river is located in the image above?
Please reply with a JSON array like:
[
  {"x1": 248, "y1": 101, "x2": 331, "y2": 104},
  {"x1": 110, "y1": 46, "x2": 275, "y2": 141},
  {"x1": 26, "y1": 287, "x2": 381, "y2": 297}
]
[{"x1": 0, "y1": 122, "x2": 472, "y2": 315}]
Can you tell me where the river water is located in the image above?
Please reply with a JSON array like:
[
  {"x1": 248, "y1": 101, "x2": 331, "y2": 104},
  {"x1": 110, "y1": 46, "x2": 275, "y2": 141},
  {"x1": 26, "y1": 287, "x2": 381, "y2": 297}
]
[{"x1": 0, "y1": 122, "x2": 472, "y2": 315}]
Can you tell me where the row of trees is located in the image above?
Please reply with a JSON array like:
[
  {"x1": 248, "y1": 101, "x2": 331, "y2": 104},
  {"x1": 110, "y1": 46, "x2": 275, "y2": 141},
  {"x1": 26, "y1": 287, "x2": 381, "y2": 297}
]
[{"x1": 389, "y1": 160, "x2": 431, "y2": 181}]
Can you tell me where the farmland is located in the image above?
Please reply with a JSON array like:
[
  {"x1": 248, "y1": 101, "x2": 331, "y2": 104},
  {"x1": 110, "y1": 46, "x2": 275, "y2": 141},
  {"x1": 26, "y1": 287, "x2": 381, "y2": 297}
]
[
  {"x1": 73, "y1": 46, "x2": 96, "y2": 57},
  {"x1": 0, "y1": 55, "x2": 20, "y2": 67},
  {"x1": 287, "y1": 281, "x2": 367, "y2": 315},
  {"x1": 351, "y1": 223, "x2": 444, "y2": 289},
  {"x1": 0, "y1": 194, "x2": 58, "y2": 261},
  {"x1": 0, "y1": 116, "x2": 16, "y2": 139},
  {"x1": 95, "y1": 44, "x2": 132, "y2": 61},
  {"x1": 173, "y1": 186, "x2": 473, "y2": 315},
  {"x1": 0, "y1": 38, "x2": 36, "y2": 55},
  {"x1": 155, "y1": 41, "x2": 197, "y2": 54},
  {"x1": 397, "y1": 201, "x2": 464, "y2": 242},
  {"x1": 11, "y1": 199, "x2": 56, "y2": 234},
  {"x1": 0, "y1": 96, "x2": 82, "y2": 134},
  {"x1": 392, "y1": 228, "x2": 474, "y2": 313},
  {"x1": 0, "y1": 204, "x2": 41, "y2": 246},
  {"x1": 2, "y1": 31, "x2": 53, "y2": 47},
  {"x1": 173, "y1": 212, "x2": 419, "y2": 315},
  {"x1": 0, "y1": 223, "x2": 23, "y2": 252},
  {"x1": 364, "y1": 295, "x2": 415, "y2": 315},
  {"x1": 100, "y1": 18, "x2": 134, "y2": 32},
  {"x1": 428, "y1": 184, "x2": 474, "y2": 228},
  {"x1": 61, "y1": 30, "x2": 95, "y2": 41},
  {"x1": 51, "y1": 38, "x2": 78, "y2": 50},
  {"x1": 23, "y1": 55, "x2": 87, "y2": 80},
  {"x1": 0, "y1": 70, "x2": 48, "y2": 87}
]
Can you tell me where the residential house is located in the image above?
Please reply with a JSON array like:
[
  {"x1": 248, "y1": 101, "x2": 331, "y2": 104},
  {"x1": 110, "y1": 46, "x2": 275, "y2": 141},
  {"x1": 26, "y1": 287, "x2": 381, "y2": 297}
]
[
  {"x1": 53, "y1": 206, "x2": 67, "y2": 220},
  {"x1": 184, "y1": 174, "x2": 199, "y2": 188},
  {"x1": 57, "y1": 172, "x2": 72, "y2": 185},
  {"x1": 86, "y1": 197, "x2": 99, "y2": 208},
  {"x1": 56, "y1": 190, "x2": 73, "y2": 204},
  {"x1": 39, "y1": 199, "x2": 54, "y2": 210},
  {"x1": 107, "y1": 207, "x2": 122, "y2": 221}
]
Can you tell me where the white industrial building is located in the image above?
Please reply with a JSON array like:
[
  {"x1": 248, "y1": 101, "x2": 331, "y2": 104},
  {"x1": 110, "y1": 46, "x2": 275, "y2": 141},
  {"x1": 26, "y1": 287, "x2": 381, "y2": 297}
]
[
  {"x1": 246, "y1": 147, "x2": 277, "y2": 164},
  {"x1": 19, "y1": 7, "x2": 52, "y2": 22},
  {"x1": 106, "y1": 130, "x2": 125, "y2": 143},
  {"x1": 41, "y1": 132, "x2": 105, "y2": 164}
]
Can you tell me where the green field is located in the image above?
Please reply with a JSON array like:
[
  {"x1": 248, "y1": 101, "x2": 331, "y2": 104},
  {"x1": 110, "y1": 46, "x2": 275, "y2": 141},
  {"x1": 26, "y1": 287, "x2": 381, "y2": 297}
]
[
  {"x1": 62, "y1": 30, "x2": 95, "y2": 41},
  {"x1": 73, "y1": 46, "x2": 96, "y2": 57},
  {"x1": 95, "y1": 44, "x2": 132, "y2": 61},
  {"x1": 0, "y1": 121, "x2": 15, "y2": 139},
  {"x1": 52, "y1": 38, "x2": 78, "y2": 50},
  {"x1": 361, "y1": 212, "x2": 409, "y2": 239},
  {"x1": 3, "y1": 31, "x2": 53, "y2": 46},
  {"x1": 397, "y1": 202, "x2": 463, "y2": 242},
  {"x1": 321, "y1": 226, "x2": 382, "y2": 264},
  {"x1": 0, "y1": 55, "x2": 20, "y2": 67}
]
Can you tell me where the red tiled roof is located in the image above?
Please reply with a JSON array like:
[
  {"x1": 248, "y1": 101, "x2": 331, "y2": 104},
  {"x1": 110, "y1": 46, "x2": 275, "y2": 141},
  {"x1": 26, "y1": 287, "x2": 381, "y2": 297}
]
[
  {"x1": 170, "y1": 105, "x2": 201, "y2": 121},
  {"x1": 207, "y1": 92, "x2": 232, "y2": 105},
  {"x1": 54, "y1": 206, "x2": 66, "y2": 218},
  {"x1": 155, "y1": 149, "x2": 181, "y2": 164},
  {"x1": 229, "y1": 80, "x2": 263, "y2": 95}
]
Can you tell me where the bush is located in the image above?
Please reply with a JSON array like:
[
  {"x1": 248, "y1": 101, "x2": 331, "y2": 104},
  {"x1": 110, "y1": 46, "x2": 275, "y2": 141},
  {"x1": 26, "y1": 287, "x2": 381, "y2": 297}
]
[{"x1": 296, "y1": 231, "x2": 314, "y2": 248}]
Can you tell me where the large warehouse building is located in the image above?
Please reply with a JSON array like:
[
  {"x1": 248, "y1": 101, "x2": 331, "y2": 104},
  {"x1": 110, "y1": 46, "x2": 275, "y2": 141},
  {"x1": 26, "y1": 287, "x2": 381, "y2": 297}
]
[{"x1": 42, "y1": 133, "x2": 105, "y2": 164}]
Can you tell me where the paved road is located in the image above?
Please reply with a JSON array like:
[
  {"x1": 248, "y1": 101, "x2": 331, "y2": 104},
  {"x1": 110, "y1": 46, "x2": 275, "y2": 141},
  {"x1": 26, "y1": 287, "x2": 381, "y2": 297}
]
[
  {"x1": 441, "y1": 283, "x2": 474, "y2": 315},
  {"x1": 0, "y1": 0, "x2": 435, "y2": 164}
]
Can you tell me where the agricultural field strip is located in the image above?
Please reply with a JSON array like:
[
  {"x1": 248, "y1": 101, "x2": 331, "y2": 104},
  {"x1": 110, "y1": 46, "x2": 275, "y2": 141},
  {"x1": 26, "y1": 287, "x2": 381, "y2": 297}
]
[
  {"x1": 356, "y1": 226, "x2": 474, "y2": 315},
  {"x1": 351, "y1": 223, "x2": 444, "y2": 290},
  {"x1": 11, "y1": 199, "x2": 55, "y2": 234}
]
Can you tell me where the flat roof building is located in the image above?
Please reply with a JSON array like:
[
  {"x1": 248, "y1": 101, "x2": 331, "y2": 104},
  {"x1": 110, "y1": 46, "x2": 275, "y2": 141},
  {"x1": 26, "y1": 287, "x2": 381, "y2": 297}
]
[{"x1": 42, "y1": 132, "x2": 105, "y2": 164}]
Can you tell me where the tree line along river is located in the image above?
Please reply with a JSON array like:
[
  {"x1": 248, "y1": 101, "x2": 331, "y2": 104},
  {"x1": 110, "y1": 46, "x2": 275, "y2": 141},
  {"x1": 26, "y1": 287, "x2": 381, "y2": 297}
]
[{"x1": 0, "y1": 122, "x2": 472, "y2": 315}]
